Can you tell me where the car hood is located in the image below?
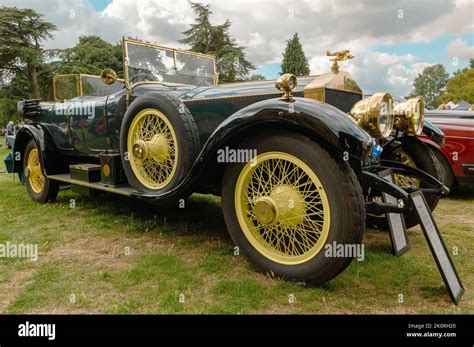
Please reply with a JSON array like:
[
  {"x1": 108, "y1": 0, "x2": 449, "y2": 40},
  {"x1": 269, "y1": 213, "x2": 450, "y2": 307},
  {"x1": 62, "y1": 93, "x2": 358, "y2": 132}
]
[{"x1": 131, "y1": 76, "x2": 318, "y2": 102}]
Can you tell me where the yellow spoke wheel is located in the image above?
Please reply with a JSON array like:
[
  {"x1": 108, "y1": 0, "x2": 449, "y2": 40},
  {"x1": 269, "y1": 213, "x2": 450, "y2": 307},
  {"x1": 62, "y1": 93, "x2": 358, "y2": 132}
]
[
  {"x1": 235, "y1": 152, "x2": 330, "y2": 265},
  {"x1": 25, "y1": 148, "x2": 45, "y2": 193},
  {"x1": 393, "y1": 151, "x2": 419, "y2": 188},
  {"x1": 127, "y1": 108, "x2": 178, "y2": 189}
]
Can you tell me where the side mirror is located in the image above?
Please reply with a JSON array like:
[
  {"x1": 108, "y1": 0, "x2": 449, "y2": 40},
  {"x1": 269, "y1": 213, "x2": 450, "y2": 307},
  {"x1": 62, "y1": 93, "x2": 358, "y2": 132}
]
[{"x1": 101, "y1": 68, "x2": 117, "y2": 85}]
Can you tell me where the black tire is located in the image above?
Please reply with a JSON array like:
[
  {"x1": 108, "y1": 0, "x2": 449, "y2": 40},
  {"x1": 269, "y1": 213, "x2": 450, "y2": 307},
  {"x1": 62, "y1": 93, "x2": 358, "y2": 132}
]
[
  {"x1": 368, "y1": 137, "x2": 442, "y2": 230},
  {"x1": 120, "y1": 93, "x2": 200, "y2": 194},
  {"x1": 23, "y1": 139, "x2": 59, "y2": 203},
  {"x1": 221, "y1": 131, "x2": 365, "y2": 285},
  {"x1": 430, "y1": 146, "x2": 455, "y2": 190}
]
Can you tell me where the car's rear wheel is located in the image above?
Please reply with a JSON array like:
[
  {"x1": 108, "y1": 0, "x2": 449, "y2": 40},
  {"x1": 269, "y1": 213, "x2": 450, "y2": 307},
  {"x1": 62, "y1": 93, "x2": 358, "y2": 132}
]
[
  {"x1": 23, "y1": 139, "x2": 59, "y2": 203},
  {"x1": 120, "y1": 93, "x2": 200, "y2": 194},
  {"x1": 368, "y1": 137, "x2": 442, "y2": 230},
  {"x1": 221, "y1": 131, "x2": 365, "y2": 285}
]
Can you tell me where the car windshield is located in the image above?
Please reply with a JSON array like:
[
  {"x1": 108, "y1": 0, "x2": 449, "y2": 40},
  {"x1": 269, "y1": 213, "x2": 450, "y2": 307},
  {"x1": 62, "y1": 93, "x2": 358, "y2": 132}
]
[
  {"x1": 125, "y1": 40, "x2": 216, "y2": 86},
  {"x1": 81, "y1": 75, "x2": 123, "y2": 97},
  {"x1": 53, "y1": 74, "x2": 123, "y2": 101}
]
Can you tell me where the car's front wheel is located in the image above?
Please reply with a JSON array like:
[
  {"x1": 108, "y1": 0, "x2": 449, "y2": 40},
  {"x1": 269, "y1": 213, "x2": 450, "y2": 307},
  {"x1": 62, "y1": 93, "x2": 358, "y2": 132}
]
[{"x1": 221, "y1": 131, "x2": 365, "y2": 285}]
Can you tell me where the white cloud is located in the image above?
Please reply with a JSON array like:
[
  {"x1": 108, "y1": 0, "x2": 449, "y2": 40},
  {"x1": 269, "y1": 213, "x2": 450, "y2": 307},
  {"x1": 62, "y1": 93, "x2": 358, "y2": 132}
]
[
  {"x1": 3, "y1": 0, "x2": 472, "y2": 95},
  {"x1": 447, "y1": 38, "x2": 474, "y2": 60}
]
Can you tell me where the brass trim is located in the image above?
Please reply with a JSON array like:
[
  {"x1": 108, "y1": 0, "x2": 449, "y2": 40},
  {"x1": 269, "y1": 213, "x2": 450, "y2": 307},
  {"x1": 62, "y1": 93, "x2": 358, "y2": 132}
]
[
  {"x1": 349, "y1": 92, "x2": 394, "y2": 138},
  {"x1": 393, "y1": 96, "x2": 425, "y2": 136},
  {"x1": 326, "y1": 49, "x2": 354, "y2": 74},
  {"x1": 275, "y1": 74, "x2": 297, "y2": 101}
]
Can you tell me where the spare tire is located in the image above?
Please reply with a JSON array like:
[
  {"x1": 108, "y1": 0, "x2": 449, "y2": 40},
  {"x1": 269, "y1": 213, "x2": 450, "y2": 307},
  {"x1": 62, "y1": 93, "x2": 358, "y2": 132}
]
[{"x1": 120, "y1": 93, "x2": 200, "y2": 194}]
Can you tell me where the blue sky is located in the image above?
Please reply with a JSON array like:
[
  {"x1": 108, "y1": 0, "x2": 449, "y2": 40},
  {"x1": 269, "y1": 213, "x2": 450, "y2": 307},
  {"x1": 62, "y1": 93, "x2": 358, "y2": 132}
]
[
  {"x1": 373, "y1": 32, "x2": 474, "y2": 75},
  {"x1": 87, "y1": 0, "x2": 111, "y2": 11}
]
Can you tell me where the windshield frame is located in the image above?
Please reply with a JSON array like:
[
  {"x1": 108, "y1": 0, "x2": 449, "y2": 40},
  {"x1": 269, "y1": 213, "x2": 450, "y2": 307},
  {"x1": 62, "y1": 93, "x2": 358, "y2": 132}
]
[
  {"x1": 123, "y1": 37, "x2": 218, "y2": 89},
  {"x1": 52, "y1": 73, "x2": 124, "y2": 101}
]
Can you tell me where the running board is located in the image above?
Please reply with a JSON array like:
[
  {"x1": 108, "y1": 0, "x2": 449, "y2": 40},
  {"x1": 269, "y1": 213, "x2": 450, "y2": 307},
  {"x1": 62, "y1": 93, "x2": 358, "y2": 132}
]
[{"x1": 47, "y1": 174, "x2": 136, "y2": 197}]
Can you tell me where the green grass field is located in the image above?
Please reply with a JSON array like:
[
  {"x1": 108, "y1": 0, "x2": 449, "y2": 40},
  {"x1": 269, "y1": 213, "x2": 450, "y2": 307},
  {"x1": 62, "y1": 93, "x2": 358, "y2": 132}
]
[{"x1": 0, "y1": 136, "x2": 472, "y2": 314}]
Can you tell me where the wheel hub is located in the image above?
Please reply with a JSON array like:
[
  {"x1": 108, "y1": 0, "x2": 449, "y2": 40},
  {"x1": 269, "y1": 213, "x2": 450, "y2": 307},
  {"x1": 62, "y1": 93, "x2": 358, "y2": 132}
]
[
  {"x1": 132, "y1": 134, "x2": 169, "y2": 163},
  {"x1": 25, "y1": 164, "x2": 40, "y2": 179},
  {"x1": 254, "y1": 197, "x2": 277, "y2": 224},
  {"x1": 253, "y1": 184, "x2": 306, "y2": 226}
]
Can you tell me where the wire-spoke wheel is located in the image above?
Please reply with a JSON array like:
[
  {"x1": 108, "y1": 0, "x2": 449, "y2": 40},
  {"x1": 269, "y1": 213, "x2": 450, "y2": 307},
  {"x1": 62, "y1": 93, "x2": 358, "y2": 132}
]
[
  {"x1": 235, "y1": 152, "x2": 330, "y2": 265},
  {"x1": 393, "y1": 151, "x2": 419, "y2": 188},
  {"x1": 26, "y1": 148, "x2": 45, "y2": 193},
  {"x1": 120, "y1": 93, "x2": 200, "y2": 194},
  {"x1": 127, "y1": 108, "x2": 178, "y2": 189},
  {"x1": 222, "y1": 131, "x2": 365, "y2": 285},
  {"x1": 23, "y1": 139, "x2": 59, "y2": 203}
]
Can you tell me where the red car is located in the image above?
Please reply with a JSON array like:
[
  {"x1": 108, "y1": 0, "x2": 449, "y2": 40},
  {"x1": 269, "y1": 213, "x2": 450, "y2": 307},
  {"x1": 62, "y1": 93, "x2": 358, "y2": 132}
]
[{"x1": 419, "y1": 110, "x2": 474, "y2": 189}]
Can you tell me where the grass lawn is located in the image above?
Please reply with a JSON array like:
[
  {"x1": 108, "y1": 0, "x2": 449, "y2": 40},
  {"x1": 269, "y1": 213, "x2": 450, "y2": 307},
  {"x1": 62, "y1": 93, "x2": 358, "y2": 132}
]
[{"x1": 0, "y1": 136, "x2": 472, "y2": 314}]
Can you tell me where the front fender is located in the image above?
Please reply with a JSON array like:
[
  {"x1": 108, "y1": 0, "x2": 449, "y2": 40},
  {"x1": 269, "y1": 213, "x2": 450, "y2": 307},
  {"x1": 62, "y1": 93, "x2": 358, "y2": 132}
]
[
  {"x1": 204, "y1": 97, "x2": 373, "y2": 161},
  {"x1": 131, "y1": 97, "x2": 373, "y2": 201}
]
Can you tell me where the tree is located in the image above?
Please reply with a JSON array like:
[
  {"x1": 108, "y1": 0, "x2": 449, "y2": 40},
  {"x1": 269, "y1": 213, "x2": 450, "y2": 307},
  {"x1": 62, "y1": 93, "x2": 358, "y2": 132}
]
[
  {"x1": 58, "y1": 36, "x2": 123, "y2": 76},
  {"x1": 179, "y1": 2, "x2": 255, "y2": 83},
  {"x1": 0, "y1": 7, "x2": 56, "y2": 98},
  {"x1": 470, "y1": 58, "x2": 474, "y2": 69},
  {"x1": 280, "y1": 33, "x2": 310, "y2": 76},
  {"x1": 438, "y1": 67, "x2": 474, "y2": 104},
  {"x1": 407, "y1": 64, "x2": 448, "y2": 108},
  {"x1": 245, "y1": 74, "x2": 266, "y2": 81}
]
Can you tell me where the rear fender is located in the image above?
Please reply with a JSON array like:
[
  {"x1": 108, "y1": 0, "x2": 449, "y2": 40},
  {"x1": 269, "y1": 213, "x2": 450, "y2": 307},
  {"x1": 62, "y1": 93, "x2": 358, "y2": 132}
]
[{"x1": 13, "y1": 125, "x2": 69, "y2": 175}]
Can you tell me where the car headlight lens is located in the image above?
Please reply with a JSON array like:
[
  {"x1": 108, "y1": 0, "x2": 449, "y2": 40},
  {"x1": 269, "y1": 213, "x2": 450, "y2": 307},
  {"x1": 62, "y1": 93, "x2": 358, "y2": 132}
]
[
  {"x1": 349, "y1": 92, "x2": 394, "y2": 138},
  {"x1": 393, "y1": 96, "x2": 425, "y2": 136}
]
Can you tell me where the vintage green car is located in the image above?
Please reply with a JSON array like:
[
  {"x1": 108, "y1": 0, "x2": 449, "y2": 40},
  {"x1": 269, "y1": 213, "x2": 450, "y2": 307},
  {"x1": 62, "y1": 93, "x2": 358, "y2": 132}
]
[{"x1": 13, "y1": 38, "x2": 448, "y2": 285}]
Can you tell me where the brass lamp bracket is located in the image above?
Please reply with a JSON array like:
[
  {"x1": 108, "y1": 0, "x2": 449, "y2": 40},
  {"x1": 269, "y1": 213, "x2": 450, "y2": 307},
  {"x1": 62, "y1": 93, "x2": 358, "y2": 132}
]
[{"x1": 326, "y1": 50, "x2": 354, "y2": 74}]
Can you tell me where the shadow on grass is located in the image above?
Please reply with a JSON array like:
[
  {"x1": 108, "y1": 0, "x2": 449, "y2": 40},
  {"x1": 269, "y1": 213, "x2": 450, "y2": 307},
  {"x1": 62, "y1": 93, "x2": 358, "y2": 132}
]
[{"x1": 53, "y1": 189, "x2": 231, "y2": 242}]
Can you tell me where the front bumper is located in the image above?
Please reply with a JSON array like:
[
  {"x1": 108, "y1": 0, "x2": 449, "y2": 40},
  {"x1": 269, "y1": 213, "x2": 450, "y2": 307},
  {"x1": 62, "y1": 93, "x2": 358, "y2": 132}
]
[{"x1": 361, "y1": 160, "x2": 449, "y2": 215}]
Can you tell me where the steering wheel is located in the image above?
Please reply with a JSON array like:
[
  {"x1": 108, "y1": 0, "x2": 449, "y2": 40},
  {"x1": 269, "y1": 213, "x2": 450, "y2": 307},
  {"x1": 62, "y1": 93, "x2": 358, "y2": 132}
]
[{"x1": 130, "y1": 72, "x2": 158, "y2": 84}]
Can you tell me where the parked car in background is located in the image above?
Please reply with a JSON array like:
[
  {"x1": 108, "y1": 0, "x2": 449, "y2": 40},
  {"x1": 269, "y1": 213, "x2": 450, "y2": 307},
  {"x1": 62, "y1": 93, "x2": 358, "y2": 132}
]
[{"x1": 418, "y1": 110, "x2": 474, "y2": 190}]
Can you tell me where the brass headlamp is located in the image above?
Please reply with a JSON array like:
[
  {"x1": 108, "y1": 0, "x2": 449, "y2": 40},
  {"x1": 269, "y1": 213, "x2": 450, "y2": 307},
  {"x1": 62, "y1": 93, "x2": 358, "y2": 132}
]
[
  {"x1": 349, "y1": 92, "x2": 395, "y2": 138},
  {"x1": 393, "y1": 96, "x2": 425, "y2": 136}
]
